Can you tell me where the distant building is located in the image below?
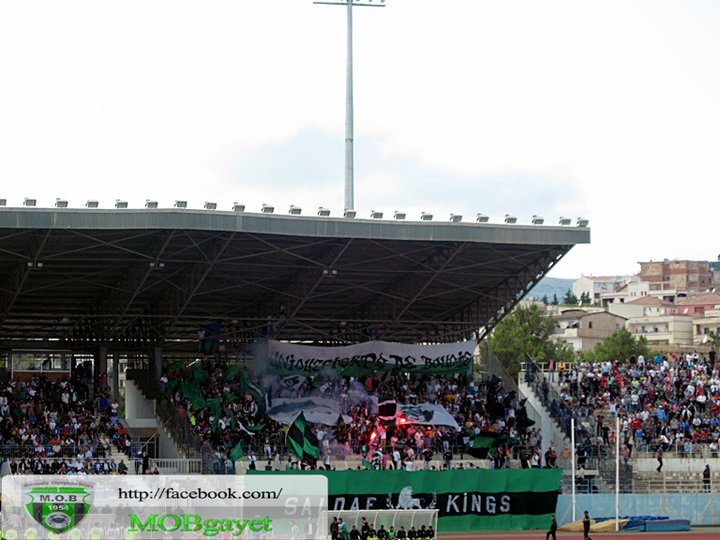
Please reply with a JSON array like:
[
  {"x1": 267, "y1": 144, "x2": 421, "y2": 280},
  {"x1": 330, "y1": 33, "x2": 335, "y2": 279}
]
[
  {"x1": 669, "y1": 293, "x2": 720, "y2": 317},
  {"x1": 609, "y1": 295, "x2": 674, "y2": 319},
  {"x1": 693, "y1": 308, "x2": 720, "y2": 346},
  {"x1": 626, "y1": 315, "x2": 694, "y2": 347},
  {"x1": 638, "y1": 259, "x2": 712, "y2": 296},
  {"x1": 552, "y1": 309, "x2": 627, "y2": 352},
  {"x1": 573, "y1": 276, "x2": 627, "y2": 303}
]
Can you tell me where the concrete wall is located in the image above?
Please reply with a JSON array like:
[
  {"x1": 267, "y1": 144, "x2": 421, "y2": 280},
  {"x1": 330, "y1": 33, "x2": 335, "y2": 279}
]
[
  {"x1": 158, "y1": 425, "x2": 183, "y2": 459},
  {"x1": 124, "y1": 379, "x2": 156, "y2": 423},
  {"x1": 556, "y1": 493, "x2": 720, "y2": 526}
]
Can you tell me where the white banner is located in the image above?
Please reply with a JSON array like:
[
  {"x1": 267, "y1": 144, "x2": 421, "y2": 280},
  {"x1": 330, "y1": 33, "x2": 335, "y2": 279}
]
[
  {"x1": 261, "y1": 340, "x2": 475, "y2": 375},
  {"x1": 267, "y1": 397, "x2": 351, "y2": 426},
  {"x1": 399, "y1": 404, "x2": 460, "y2": 430}
]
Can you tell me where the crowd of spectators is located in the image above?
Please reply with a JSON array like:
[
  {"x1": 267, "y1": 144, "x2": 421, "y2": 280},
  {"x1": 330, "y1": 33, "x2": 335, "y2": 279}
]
[
  {"x1": 548, "y1": 350, "x2": 720, "y2": 459},
  {"x1": 0, "y1": 362, "x2": 134, "y2": 475},
  {"x1": 162, "y1": 359, "x2": 543, "y2": 471}
]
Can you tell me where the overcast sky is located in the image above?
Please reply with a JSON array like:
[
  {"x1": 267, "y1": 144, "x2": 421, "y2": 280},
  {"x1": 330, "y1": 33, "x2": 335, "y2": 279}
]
[{"x1": 1, "y1": 1, "x2": 718, "y2": 279}]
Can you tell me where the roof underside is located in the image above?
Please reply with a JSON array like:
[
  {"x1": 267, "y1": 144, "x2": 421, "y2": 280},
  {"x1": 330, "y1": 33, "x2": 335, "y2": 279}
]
[{"x1": 0, "y1": 209, "x2": 589, "y2": 352}]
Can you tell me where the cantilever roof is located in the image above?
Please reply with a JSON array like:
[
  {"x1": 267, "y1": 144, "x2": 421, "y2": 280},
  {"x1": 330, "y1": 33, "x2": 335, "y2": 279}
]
[{"x1": 0, "y1": 208, "x2": 590, "y2": 351}]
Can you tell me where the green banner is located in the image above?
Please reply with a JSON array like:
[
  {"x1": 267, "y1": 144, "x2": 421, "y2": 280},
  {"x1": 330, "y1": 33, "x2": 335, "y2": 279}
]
[{"x1": 249, "y1": 469, "x2": 561, "y2": 531}]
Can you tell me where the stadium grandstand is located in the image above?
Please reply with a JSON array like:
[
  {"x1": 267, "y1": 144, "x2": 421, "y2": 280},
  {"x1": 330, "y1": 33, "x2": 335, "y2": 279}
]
[{"x1": 0, "y1": 204, "x2": 600, "y2": 535}]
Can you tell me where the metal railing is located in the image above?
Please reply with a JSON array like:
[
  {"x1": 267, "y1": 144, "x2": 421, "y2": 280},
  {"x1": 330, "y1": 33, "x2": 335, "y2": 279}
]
[
  {"x1": 0, "y1": 444, "x2": 112, "y2": 459},
  {"x1": 149, "y1": 457, "x2": 203, "y2": 475}
]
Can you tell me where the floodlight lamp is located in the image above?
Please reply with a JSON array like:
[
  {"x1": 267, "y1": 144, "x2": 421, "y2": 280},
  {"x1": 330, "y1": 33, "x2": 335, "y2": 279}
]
[
  {"x1": 24, "y1": 198, "x2": 37, "y2": 207},
  {"x1": 531, "y1": 215, "x2": 544, "y2": 225},
  {"x1": 115, "y1": 200, "x2": 128, "y2": 209},
  {"x1": 55, "y1": 198, "x2": 68, "y2": 208},
  {"x1": 370, "y1": 210, "x2": 383, "y2": 219},
  {"x1": 420, "y1": 212, "x2": 433, "y2": 221},
  {"x1": 261, "y1": 204, "x2": 274, "y2": 214},
  {"x1": 559, "y1": 216, "x2": 571, "y2": 226},
  {"x1": 85, "y1": 200, "x2": 99, "y2": 208},
  {"x1": 504, "y1": 214, "x2": 517, "y2": 224},
  {"x1": 174, "y1": 200, "x2": 187, "y2": 208},
  {"x1": 343, "y1": 209, "x2": 356, "y2": 219},
  {"x1": 0, "y1": 199, "x2": 6, "y2": 207},
  {"x1": 145, "y1": 200, "x2": 158, "y2": 209},
  {"x1": 450, "y1": 213, "x2": 463, "y2": 223},
  {"x1": 317, "y1": 207, "x2": 331, "y2": 217},
  {"x1": 577, "y1": 217, "x2": 589, "y2": 227},
  {"x1": 476, "y1": 213, "x2": 489, "y2": 223},
  {"x1": 393, "y1": 211, "x2": 406, "y2": 220},
  {"x1": 232, "y1": 203, "x2": 245, "y2": 213},
  {"x1": 289, "y1": 205, "x2": 302, "y2": 215},
  {"x1": 204, "y1": 201, "x2": 217, "y2": 210}
]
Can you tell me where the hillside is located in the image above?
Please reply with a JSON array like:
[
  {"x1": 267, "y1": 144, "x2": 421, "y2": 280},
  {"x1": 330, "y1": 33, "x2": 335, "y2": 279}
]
[{"x1": 526, "y1": 277, "x2": 575, "y2": 301}]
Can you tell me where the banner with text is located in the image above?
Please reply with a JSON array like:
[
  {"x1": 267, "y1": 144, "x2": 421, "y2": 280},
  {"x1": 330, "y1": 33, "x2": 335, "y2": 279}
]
[
  {"x1": 251, "y1": 469, "x2": 561, "y2": 532},
  {"x1": 260, "y1": 340, "x2": 475, "y2": 376}
]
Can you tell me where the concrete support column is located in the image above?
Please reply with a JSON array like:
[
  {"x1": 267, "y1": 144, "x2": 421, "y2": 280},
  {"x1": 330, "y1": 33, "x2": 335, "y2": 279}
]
[
  {"x1": 95, "y1": 345, "x2": 108, "y2": 395},
  {"x1": 111, "y1": 353, "x2": 120, "y2": 402},
  {"x1": 153, "y1": 345, "x2": 163, "y2": 380}
]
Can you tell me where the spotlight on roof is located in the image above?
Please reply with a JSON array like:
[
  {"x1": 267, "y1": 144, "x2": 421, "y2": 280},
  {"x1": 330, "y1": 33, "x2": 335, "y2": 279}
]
[
  {"x1": 145, "y1": 199, "x2": 158, "y2": 209},
  {"x1": 317, "y1": 207, "x2": 331, "y2": 217},
  {"x1": 261, "y1": 204, "x2": 274, "y2": 214},
  {"x1": 24, "y1": 198, "x2": 37, "y2": 207},
  {"x1": 343, "y1": 209, "x2": 356, "y2": 219},
  {"x1": 370, "y1": 210, "x2": 383, "y2": 219},
  {"x1": 85, "y1": 200, "x2": 99, "y2": 208},
  {"x1": 232, "y1": 202, "x2": 245, "y2": 213},
  {"x1": 204, "y1": 201, "x2": 217, "y2": 210},
  {"x1": 393, "y1": 211, "x2": 406, "y2": 220},
  {"x1": 115, "y1": 199, "x2": 128, "y2": 209},
  {"x1": 577, "y1": 217, "x2": 589, "y2": 227},
  {"x1": 450, "y1": 213, "x2": 463, "y2": 223},
  {"x1": 55, "y1": 198, "x2": 68, "y2": 208},
  {"x1": 531, "y1": 215, "x2": 544, "y2": 225},
  {"x1": 420, "y1": 212, "x2": 433, "y2": 221},
  {"x1": 288, "y1": 205, "x2": 302, "y2": 215},
  {"x1": 174, "y1": 200, "x2": 187, "y2": 208},
  {"x1": 0, "y1": 198, "x2": 6, "y2": 206},
  {"x1": 559, "y1": 216, "x2": 572, "y2": 226},
  {"x1": 504, "y1": 214, "x2": 517, "y2": 224},
  {"x1": 476, "y1": 213, "x2": 489, "y2": 223}
]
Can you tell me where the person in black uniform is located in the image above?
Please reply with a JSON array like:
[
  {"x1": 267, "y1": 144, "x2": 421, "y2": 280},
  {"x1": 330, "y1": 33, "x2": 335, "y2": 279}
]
[
  {"x1": 545, "y1": 515, "x2": 557, "y2": 540},
  {"x1": 376, "y1": 525, "x2": 389, "y2": 539},
  {"x1": 582, "y1": 510, "x2": 592, "y2": 540},
  {"x1": 396, "y1": 526, "x2": 407, "y2": 539}
]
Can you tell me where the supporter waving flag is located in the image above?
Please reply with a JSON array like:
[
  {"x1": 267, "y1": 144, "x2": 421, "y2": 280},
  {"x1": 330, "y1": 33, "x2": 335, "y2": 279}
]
[{"x1": 285, "y1": 411, "x2": 319, "y2": 466}]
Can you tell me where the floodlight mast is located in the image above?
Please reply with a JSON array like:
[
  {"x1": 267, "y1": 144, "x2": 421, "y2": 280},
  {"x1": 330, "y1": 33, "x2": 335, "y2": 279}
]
[{"x1": 314, "y1": 0, "x2": 385, "y2": 213}]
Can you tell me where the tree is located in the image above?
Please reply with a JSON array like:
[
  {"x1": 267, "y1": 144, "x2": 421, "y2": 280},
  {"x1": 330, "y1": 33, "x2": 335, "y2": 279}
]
[
  {"x1": 488, "y1": 305, "x2": 575, "y2": 376},
  {"x1": 541, "y1": 295, "x2": 549, "y2": 305},
  {"x1": 584, "y1": 327, "x2": 650, "y2": 362},
  {"x1": 563, "y1": 289, "x2": 578, "y2": 305},
  {"x1": 551, "y1": 294, "x2": 559, "y2": 305},
  {"x1": 579, "y1": 292, "x2": 591, "y2": 305},
  {"x1": 707, "y1": 330, "x2": 720, "y2": 351}
]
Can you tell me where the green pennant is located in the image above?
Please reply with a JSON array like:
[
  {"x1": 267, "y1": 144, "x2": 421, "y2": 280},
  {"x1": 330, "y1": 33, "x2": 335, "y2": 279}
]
[
  {"x1": 224, "y1": 364, "x2": 241, "y2": 381},
  {"x1": 167, "y1": 360, "x2": 186, "y2": 372},
  {"x1": 192, "y1": 366, "x2": 209, "y2": 384},
  {"x1": 229, "y1": 441, "x2": 243, "y2": 461}
]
